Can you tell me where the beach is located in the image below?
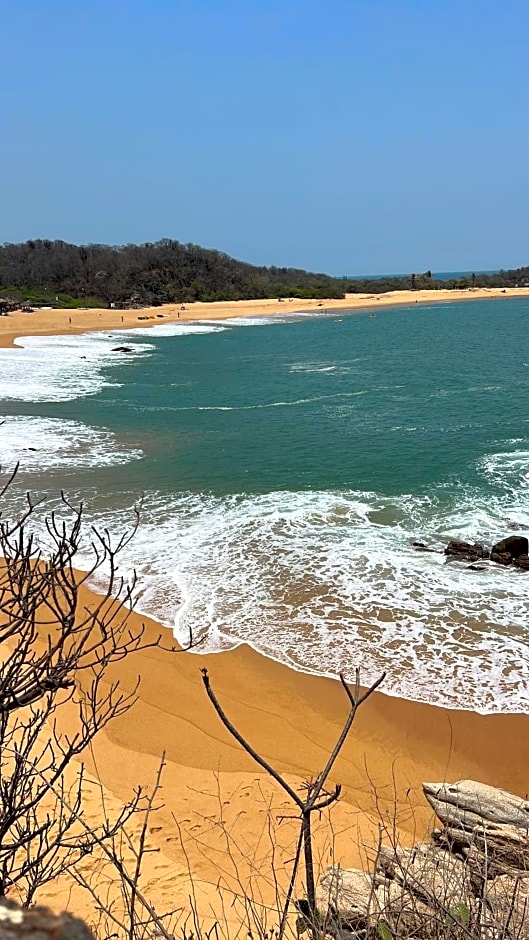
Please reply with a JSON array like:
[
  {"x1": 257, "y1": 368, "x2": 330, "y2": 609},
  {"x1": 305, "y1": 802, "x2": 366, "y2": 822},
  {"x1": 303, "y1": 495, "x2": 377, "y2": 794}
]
[
  {"x1": 1, "y1": 286, "x2": 529, "y2": 348},
  {"x1": 3, "y1": 289, "x2": 529, "y2": 928},
  {"x1": 37, "y1": 590, "x2": 529, "y2": 929}
]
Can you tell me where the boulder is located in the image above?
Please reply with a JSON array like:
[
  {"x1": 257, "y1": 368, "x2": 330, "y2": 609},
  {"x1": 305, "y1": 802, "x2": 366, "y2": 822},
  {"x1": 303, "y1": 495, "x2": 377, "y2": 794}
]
[
  {"x1": 111, "y1": 346, "x2": 133, "y2": 353},
  {"x1": 315, "y1": 779, "x2": 529, "y2": 940},
  {"x1": 435, "y1": 822, "x2": 529, "y2": 876},
  {"x1": 375, "y1": 879, "x2": 438, "y2": 936},
  {"x1": 423, "y1": 780, "x2": 529, "y2": 830},
  {"x1": 491, "y1": 550, "x2": 513, "y2": 565},
  {"x1": 0, "y1": 901, "x2": 92, "y2": 940},
  {"x1": 315, "y1": 866, "x2": 375, "y2": 925},
  {"x1": 376, "y1": 843, "x2": 471, "y2": 909},
  {"x1": 491, "y1": 535, "x2": 528, "y2": 559},
  {"x1": 513, "y1": 553, "x2": 529, "y2": 570},
  {"x1": 444, "y1": 540, "x2": 489, "y2": 562},
  {"x1": 412, "y1": 542, "x2": 437, "y2": 552},
  {"x1": 484, "y1": 874, "x2": 529, "y2": 938}
]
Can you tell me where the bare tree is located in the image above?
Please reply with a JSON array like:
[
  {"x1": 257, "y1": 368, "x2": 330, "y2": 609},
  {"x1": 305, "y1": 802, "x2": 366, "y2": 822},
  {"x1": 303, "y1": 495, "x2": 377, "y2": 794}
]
[
  {"x1": 201, "y1": 666, "x2": 386, "y2": 938},
  {"x1": 0, "y1": 465, "x2": 190, "y2": 907}
]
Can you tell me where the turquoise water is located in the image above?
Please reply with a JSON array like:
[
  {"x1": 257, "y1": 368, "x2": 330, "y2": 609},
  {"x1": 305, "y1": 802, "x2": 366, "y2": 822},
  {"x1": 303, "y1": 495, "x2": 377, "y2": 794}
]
[{"x1": 1, "y1": 297, "x2": 529, "y2": 712}]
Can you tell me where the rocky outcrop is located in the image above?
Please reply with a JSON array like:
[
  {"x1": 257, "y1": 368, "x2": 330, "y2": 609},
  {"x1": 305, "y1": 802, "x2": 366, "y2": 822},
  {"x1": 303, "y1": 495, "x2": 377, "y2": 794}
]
[
  {"x1": 0, "y1": 901, "x2": 92, "y2": 940},
  {"x1": 444, "y1": 534, "x2": 529, "y2": 570},
  {"x1": 490, "y1": 535, "x2": 529, "y2": 567},
  {"x1": 423, "y1": 779, "x2": 529, "y2": 829},
  {"x1": 444, "y1": 540, "x2": 489, "y2": 562},
  {"x1": 491, "y1": 535, "x2": 528, "y2": 559},
  {"x1": 315, "y1": 779, "x2": 529, "y2": 938}
]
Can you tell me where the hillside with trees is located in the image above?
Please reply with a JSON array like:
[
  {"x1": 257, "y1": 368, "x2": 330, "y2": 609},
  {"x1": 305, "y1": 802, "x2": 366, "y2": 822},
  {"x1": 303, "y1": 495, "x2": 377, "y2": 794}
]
[{"x1": 0, "y1": 238, "x2": 528, "y2": 308}]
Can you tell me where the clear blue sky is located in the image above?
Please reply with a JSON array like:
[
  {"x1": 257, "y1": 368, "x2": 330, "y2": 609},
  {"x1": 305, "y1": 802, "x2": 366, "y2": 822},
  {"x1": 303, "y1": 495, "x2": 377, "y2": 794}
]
[{"x1": 1, "y1": 0, "x2": 528, "y2": 275}]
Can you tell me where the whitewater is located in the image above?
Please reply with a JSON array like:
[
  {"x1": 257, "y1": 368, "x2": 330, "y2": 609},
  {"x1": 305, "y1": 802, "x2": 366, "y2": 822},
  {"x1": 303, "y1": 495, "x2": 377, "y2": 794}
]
[{"x1": 1, "y1": 299, "x2": 529, "y2": 714}]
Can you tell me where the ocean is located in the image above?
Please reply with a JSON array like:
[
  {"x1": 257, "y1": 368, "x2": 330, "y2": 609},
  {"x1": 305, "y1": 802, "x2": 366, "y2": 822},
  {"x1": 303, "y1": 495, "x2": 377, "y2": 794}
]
[{"x1": 1, "y1": 296, "x2": 529, "y2": 714}]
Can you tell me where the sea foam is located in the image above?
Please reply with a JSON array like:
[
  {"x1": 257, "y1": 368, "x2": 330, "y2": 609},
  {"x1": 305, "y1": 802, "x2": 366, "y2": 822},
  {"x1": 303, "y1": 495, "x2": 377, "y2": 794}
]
[
  {"x1": 75, "y1": 461, "x2": 529, "y2": 715},
  {"x1": 0, "y1": 321, "x2": 225, "y2": 403},
  {"x1": 0, "y1": 415, "x2": 142, "y2": 472}
]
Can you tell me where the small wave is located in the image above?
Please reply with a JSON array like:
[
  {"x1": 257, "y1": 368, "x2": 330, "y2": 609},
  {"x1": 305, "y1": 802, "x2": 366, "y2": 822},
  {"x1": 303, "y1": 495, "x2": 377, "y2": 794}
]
[
  {"x1": 289, "y1": 365, "x2": 337, "y2": 374},
  {"x1": 154, "y1": 393, "x2": 356, "y2": 412},
  {"x1": 0, "y1": 415, "x2": 142, "y2": 471},
  {"x1": 64, "y1": 484, "x2": 529, "y2": 715},
  {"x1": 479, "y1": 449, "x2": 529, "y2": 492},
  {"x1": 120, "y1": 322, "x2": 228, "y2": 337},
  {"x1": 0, "y1": 333, "x2": 152, "y2": 402}
]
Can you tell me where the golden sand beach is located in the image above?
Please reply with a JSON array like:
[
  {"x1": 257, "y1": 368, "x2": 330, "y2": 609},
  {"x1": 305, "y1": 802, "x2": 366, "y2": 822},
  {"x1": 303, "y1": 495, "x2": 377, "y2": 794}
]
[
  {"x1": 37, "y1": 594, "x2": 529, "y2": 929},
  {"x1": 2, "y1": 289, "x2": 529, "y2": 927},
  {"x1": 1, "y1": 286, "x2": 529, "y2": 348}
]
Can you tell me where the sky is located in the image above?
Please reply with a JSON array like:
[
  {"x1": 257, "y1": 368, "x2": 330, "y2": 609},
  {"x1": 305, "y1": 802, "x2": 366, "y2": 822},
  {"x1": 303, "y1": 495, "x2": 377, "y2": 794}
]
[{"x1": 1, "y1": 0, "x2": 528, "y2": 275}]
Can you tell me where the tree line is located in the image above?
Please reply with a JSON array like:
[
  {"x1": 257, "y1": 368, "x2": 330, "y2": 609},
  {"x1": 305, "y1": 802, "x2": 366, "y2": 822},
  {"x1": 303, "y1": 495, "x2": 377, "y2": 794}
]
[{"x1": 0, "y1": 238, "x2": 528, "y2": 308}]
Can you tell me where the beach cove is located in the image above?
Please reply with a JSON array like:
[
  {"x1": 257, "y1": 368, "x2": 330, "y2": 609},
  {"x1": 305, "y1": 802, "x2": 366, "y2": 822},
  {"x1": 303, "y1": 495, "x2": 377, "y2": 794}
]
[{"x1": 1, "y1": 289, "x2": 529, "y2": 925}]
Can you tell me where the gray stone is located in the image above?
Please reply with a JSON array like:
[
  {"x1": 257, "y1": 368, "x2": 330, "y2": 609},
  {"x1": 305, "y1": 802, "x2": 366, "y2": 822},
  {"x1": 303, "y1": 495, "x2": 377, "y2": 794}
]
[
  {"x1": 423, "y1": 779, "x2": 529, "y2": 830},
  {"x1": 0, "y1": 901, "x2": 92, "y2": 940}
]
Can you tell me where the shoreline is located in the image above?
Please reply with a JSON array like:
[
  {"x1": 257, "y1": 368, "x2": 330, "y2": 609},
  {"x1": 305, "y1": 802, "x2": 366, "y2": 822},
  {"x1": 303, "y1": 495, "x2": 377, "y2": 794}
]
[
  {"x1": 40, "y1": 585, "x2": 529, "y2": 924},
  {"x1": 2, "y1": 289, "x2": 529, "y2": 920},
  {"x1": 1, "y1": 285, "x2": 528, "y2": 725},
  {"x1": 1, "y1": 286, "x2": 529, "y2": 348}
]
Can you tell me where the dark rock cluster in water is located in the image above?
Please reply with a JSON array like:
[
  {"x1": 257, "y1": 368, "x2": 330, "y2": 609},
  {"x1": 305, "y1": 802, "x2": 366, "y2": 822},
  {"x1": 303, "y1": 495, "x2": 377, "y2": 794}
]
[
  {"x1": 444, "y1": 535, "x2": 529, "y2": 570},
  {"x1": 412, "y1": 535, "x2": 529, "y2": 570}
]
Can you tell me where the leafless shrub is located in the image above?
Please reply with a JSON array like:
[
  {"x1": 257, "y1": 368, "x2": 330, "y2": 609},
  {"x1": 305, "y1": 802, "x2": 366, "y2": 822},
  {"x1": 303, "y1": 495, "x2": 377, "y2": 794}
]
[{"x1": 0, "y1": 466, "x2": 191, "y2": 924}]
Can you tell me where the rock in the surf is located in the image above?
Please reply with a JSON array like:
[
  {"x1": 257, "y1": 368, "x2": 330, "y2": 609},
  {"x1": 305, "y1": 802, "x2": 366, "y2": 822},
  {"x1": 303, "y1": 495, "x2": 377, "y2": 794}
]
[
  {"x1": 491, "y1": 550, "x2": 513, "y2": 566},
  {"x1": 491, "y1": 535, "x2": 528, "y2": 560},
  {"x1": 444, "y1": 540, "x2": 489, "y2": 562},
  {"x1": 513, "y1": 553, "x2": 529, "y2": 570}
]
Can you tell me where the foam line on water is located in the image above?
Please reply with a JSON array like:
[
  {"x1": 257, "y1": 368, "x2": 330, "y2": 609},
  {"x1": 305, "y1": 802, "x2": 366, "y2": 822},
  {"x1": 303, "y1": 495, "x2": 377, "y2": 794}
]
[
  {"x1": 116, "y1": 322, "x2": 228, "y2": 337},
  {"x1": 65, "y1": 465, "x2": 529, "y2": 715},
  {"x1": 0, "y1": 415, "x2": 143, "y2": 471},
  {"x1": 0, "y1": 333, "x2": 153, "y2": 402}
]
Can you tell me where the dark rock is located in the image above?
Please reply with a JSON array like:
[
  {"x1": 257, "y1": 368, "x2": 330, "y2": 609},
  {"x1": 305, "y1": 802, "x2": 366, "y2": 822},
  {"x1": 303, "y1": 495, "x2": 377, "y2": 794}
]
[
  {"x1": 412, "y1": 542, "x2": 437, "y2": 552},
  {"x1": 111, "y1": 346, "x2": 133, "y2": 353},
  {"x1": 491, "y1": 551, "x2": 513, "y2": 566},
  {"x1": 444, "y1": 540, "x2": 489, "y2": 562},
  {"x1": 513, "y1": 554, "x2": 529, "y2": 570},
  {"x1": 467, "y1": 564, "x2": 486, "y2": 571},
  {"x1": 491, "y1": 535, "x2": 528, "y2": 559}
]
